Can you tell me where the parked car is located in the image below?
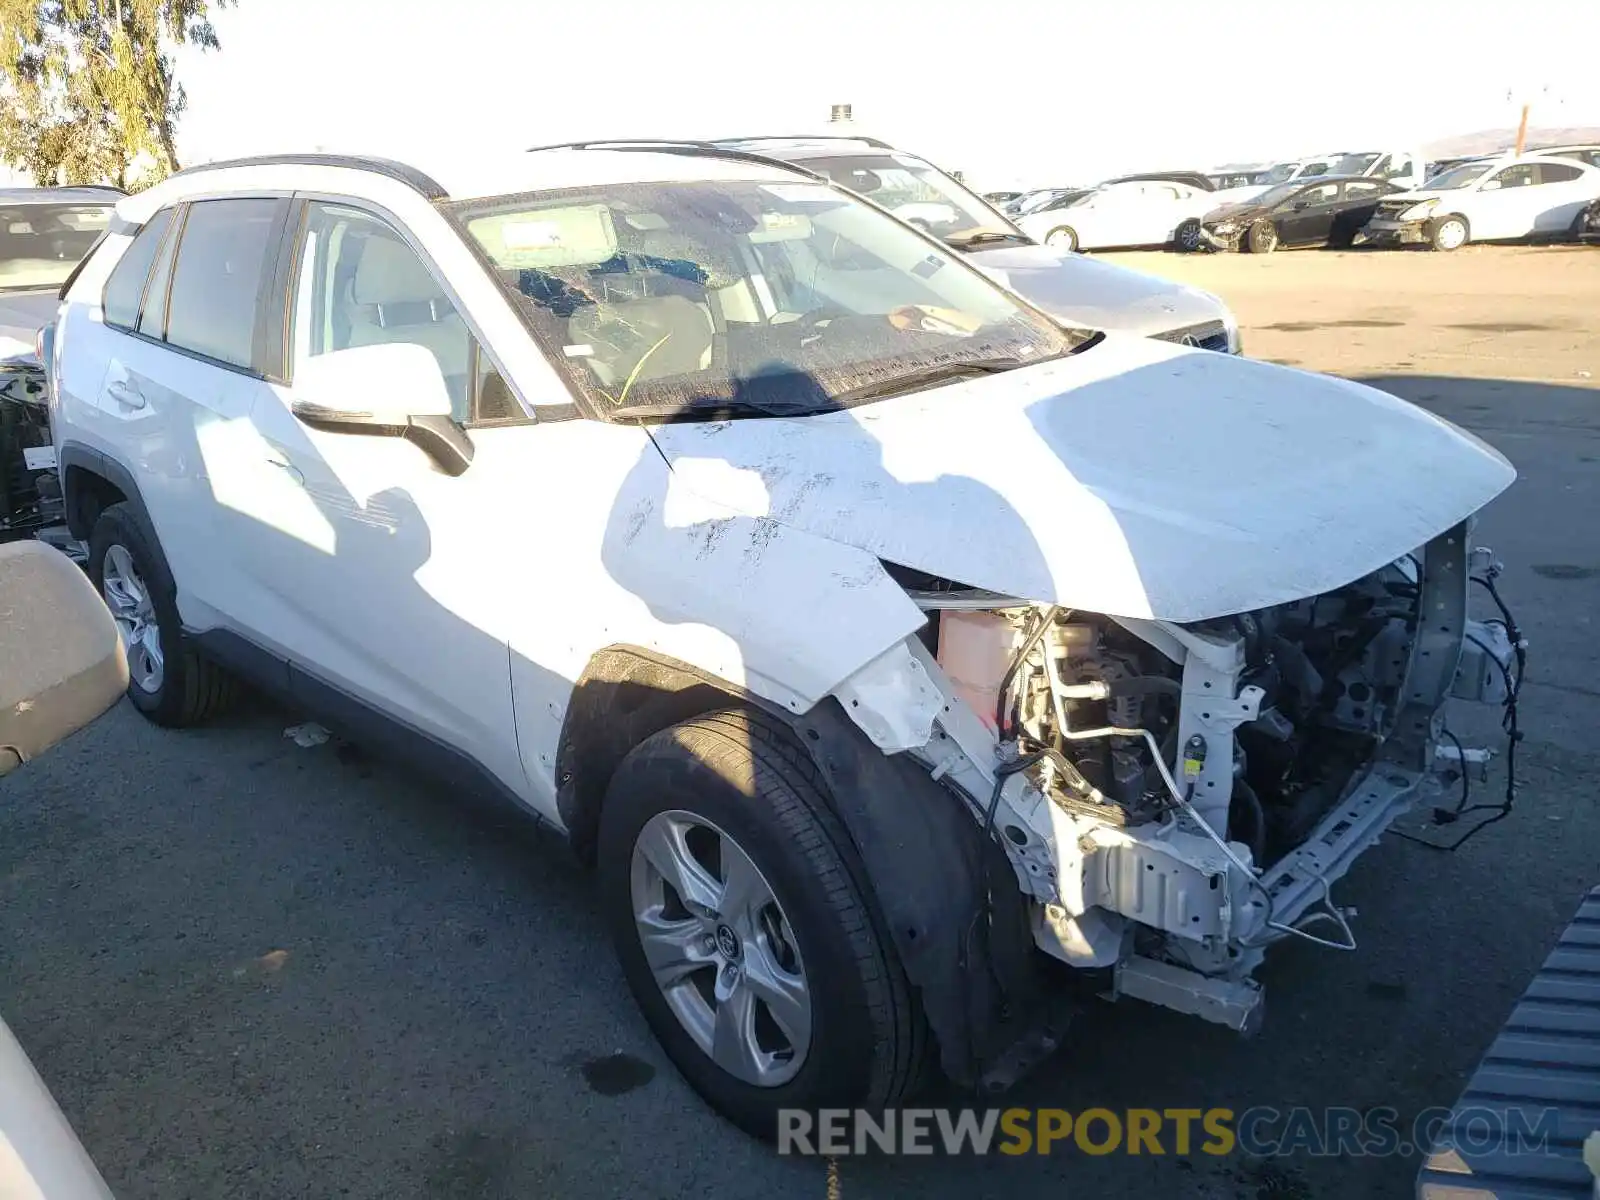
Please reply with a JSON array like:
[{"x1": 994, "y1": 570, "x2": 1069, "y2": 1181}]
[
  {"x1": 710, "y1": 136, "x2": 1239, "y2": 349},
  {"x1": 1014, "y1": 177, "x2": 1214, "y2": 251},
  {"x1": 1196, "y1": 176, "x2": 1403, "y2": 252},
  {"x1": 1527, "y1": 143, "x2": 1600, "y2": 170},
  {"x1": 982, "y1": 190, "x2": 1024, "y2": 205},
  {"x1": 1005, "y1": 186, "x2": 1092, "y2": 217},
  {"x1": 1575, "y1": 194, "x2": 1600, "y2": 243},
  {"x1": 0, "y1": 187, "x2": 120, "y2": 544},
  {"x1": 50, "y1": 146, "x2": 1517, "y2": 1138},
  {"x1": 1359, "y1": 154, "x2": 1600, "y2": 250}
]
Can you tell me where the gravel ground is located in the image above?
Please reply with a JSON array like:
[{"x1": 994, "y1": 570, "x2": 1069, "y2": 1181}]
[{"x1": 3, "y1": 242, "x2": 1598, "y2": 1199}]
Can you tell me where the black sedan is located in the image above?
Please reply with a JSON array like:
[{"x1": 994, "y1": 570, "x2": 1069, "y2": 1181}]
[{"x1": 1189, "y1": 176, "x2": 1403, "y2": 253}]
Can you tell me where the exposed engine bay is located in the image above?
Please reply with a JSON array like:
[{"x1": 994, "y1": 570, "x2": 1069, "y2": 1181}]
[{"x1": 878, "y1": 519, "x2": 1523, "y2": 1033}]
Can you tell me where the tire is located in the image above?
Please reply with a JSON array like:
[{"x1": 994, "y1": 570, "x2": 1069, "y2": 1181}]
[
  {"x1": 88, "y1": 502, "x2": 236, "y2": 727},
  {"x1": 1429, "y1": 215, "x2": 1468, "y2": 252},
  {"x1": 1245, "y1": 218, "x2": 1278, "y2": 254},
  {"x1": 598, "y1": 709, "x2": 927, "y2": 1139},
  {"x1": 1175, "y1": 218, "x2": 1203, "y2": 252},
  {"x1": 1044, "y1": 226, "x2": 1077, "y2": 251}
]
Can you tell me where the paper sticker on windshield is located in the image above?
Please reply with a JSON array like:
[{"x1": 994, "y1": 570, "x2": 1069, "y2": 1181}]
[{"x1": 759, "y1": 183, "x2": 836, "y2": 204}]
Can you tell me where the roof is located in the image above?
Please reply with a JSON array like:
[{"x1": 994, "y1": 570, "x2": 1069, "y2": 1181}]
[
  {"x1": 0, "y1": 186, "x2": 122, "y2": 206},
  {"x1": 122, "y1": 147, "x2": 814, "y2": 219}
]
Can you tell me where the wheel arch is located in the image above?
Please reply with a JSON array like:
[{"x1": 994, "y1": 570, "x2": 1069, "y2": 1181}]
[{"x1": 558, "y1": 644, "x2": 1060, "y2": 1087}]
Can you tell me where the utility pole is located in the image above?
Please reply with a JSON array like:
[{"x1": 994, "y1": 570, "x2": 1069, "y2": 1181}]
[{"x1": 1514, "y1": 103, "x2": 1531, "y2": 155}]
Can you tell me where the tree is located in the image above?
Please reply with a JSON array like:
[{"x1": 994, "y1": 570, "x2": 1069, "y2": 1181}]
[{"x1": 0, "y1": 0, "x2": 230, "y2": 188}]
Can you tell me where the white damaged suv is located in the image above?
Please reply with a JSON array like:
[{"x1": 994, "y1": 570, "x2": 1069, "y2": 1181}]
[{"x1": 49, "y1": 146, "x2": 1519, "y2": 1137}]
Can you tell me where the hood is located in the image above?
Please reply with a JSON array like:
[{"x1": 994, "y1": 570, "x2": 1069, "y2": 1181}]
[
  {"x1": 964, "y1": 243, "x2": 1226, "y2": 337},
  {"x1": 1202, "y1": 201, "x2": 1267, "y2": 226},
  {"x1": 0, "y1": 288, "x2": 57, "y2": 361},
  {"x1": 645, "y1": 334, "x2": 1514, "y2": 624},
  {"x1": 1379, "y1": 189, "x2": 1445, "y2": 207}
]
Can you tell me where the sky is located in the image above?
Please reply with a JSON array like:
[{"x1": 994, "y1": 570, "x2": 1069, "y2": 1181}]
[{"x1": 173, "y1": 0, "x2": 1600, "y2": 191}]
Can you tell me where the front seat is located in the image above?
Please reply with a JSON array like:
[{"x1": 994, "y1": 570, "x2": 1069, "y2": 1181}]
[{"x1": 343, "y1": 235, "x2": 471, "y2": 408}]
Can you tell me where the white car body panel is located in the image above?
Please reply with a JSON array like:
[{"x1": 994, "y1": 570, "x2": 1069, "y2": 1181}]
[
  {"x1": 1016, "y1": 181, "x2": 1214, "y2": 251},
  {"x1": 648, "y1": 333, "x2": 1514, "y2": 623},
  {"x1": 0, "y1": 1017, "x2": 113, "y2": 1200}
]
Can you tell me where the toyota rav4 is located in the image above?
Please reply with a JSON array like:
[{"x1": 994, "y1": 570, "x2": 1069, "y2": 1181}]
[{"x1": 48, "y1": 146, "x2": 1520, "y2": 1138}]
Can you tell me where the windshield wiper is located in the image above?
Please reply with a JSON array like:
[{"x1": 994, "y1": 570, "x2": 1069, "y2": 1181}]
[
  {"x1": 832, "y1": 357, "x2": 1031, "y2": 405},
  {"x1": 945, "y1": 230, "x2": 1032, "y2": 249},
  {"x1": 606, "y1": 395, "x2": 822, "y2": 423}
]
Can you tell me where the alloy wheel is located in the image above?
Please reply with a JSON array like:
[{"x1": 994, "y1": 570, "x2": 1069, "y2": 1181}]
[
  {"x1": 101, "y1": 543, "x2": 163, "y2": 693},
  {"x1": 629, "y1": 810, "x2": 811, "y2": 1087}
]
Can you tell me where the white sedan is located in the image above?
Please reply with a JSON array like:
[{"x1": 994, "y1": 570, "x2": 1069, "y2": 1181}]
[
  {"x1": 1014, "y1": 179, "x2": 1212, "y2": 251},
  {"x1": 1360, "y1": 153, "x2": 1600, "y2": 250}
]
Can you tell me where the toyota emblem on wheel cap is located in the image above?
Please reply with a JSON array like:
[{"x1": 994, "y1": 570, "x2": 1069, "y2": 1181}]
[{"x1": 715, "y1": 924, "x2": 742, "y2": 960}]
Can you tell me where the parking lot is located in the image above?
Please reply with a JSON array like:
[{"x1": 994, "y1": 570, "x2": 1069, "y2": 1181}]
[{"x1": 3, "y1": 243, "x2": 1597, "y2": 1200}]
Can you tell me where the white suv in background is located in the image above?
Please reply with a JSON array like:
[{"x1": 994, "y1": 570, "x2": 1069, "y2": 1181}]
[
  {"x1": 49, "y1": 147, "x2": 1516, "y2": 1139},
  {"x1": 710, "y1": 136, "x2": 1241, "y2": 352}
]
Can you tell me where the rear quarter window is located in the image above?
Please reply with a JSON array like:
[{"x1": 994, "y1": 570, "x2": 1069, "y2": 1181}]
[{"x1": 102, "y1": 208, "x2": 175, "y2": 329}]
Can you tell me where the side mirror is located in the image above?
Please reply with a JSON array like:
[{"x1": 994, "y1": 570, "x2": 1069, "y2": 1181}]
[
  {"x1": 0, "y1": 541, "x2": 128, "y2": 777},
  {"x1": 290, "y1": 343, "x2": 473, "y2": 476}
]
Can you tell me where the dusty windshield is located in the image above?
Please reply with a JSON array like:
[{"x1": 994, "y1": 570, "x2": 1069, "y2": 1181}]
[
  {"x1": 454, "y1": 179, "x2": 1079, "y2": 422},
  {"x1": 796, "y1": 154, "x2": 1017, "y2": 246},
  {"x1": 0, "y1": 203, "x2": 111, "y2": 291},
  {"x1": 1424, "y1": 162, "x2": 1491, "y2": 190}
]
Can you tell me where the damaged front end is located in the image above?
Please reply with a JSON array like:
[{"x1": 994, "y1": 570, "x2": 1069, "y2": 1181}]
[{"x1": 836, "y1": 521, "x2": 1522, "y2": 1050}]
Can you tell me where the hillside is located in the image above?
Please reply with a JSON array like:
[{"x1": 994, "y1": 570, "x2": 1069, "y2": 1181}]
[{"x1": 1423, "y1": 126, "x2": 1600, "y2": 158}]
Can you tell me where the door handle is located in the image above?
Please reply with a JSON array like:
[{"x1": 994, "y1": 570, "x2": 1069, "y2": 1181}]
[{"x1": 106, "y1": 378, "x2": 146, "y2": 410}]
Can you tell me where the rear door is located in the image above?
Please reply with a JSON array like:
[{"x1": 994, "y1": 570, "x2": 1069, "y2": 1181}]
[
  {"x1": 1529, "y1": 160, "x2": 1595, "y2": 231},
  {"x1": 76, "y1": 197, "x2": 291, "y2": 634},
  {"x1": 1333, "y1": 180, "x2": 1391, "y2": 244}
]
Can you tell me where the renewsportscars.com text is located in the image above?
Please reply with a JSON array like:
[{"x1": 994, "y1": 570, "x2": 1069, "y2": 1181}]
[{"x1": 778, "y1": 1106, "x2": 1558, "y2": 1158}]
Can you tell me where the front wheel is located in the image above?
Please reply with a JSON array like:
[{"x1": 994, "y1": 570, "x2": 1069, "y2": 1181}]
[
  {"x1": 1245, "y1": 218, "x2": 1278, "y2": 254},
  {"x1": 1429, "y1": 215, "x2": 1469, "y2": 251},
  {"x1": 1044, "y1": 226, "x2": 1078, "y2": 252},
  {"x1": 598, "y1": 709, "x2": 927, "y2": 1138}
]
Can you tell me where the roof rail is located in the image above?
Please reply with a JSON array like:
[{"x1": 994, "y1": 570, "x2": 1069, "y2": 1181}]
[
  {"x1": 524, "y1": 138, "x2": 827, "y2": 180},
  {"x1": 711, "y1": 133, "x2": 897, "y2": 151},
  {"x1": 167, "y1": 153, "x2": 448, "y2": 200}
]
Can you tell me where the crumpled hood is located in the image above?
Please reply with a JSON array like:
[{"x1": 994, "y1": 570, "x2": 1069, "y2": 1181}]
[
  {"x1": 647, "y1": 334, "x2": 1515, "y2": 623},
  {"x1": 1207, "y1": 183, "x2": 1272, "y2": 206},
  {"x1": 1203, "y1": 200, "x2": 1265, "y2": 225},
  {"x1": 965, "y1": 243, "x2": 1226, "y2": 337}
]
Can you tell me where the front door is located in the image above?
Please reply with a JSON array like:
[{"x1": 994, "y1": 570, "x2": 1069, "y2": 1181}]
[
  {"x1": 1276, "y1": 182, "x2": 1340, "y2": 246},
  {"x1": 1473, "y1": 164, "x2": 1542, "y2": 239}
]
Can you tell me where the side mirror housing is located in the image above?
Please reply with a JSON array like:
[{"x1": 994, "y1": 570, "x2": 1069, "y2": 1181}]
[
  {"x1": 0, "y1": 540, "x2": 128, "y2": 777},
  {"x1": 290, "y1": 343, "x2": 473, "y2": 476}
]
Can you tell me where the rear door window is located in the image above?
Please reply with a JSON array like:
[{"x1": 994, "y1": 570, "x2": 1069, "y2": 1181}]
[
  {"x1": 164, "y1": 198, "x2": 283, "y2": 370},
  {"x1": 102, "y1": 208, "x2": 175, "y2": 330},
  {"x1": 1535, "y1": 161, "x2": 1584, "y2": 184}
]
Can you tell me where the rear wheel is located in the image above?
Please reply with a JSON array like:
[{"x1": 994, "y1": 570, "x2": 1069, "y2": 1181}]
[
  {"x1": 1429, "y1": 215, "x2": 1468, "y2": 251},
  {"x1": 1245, "y1": 218, "x2": 1278, "y2": 254},
  {"x1": 1175, "y1": 218, "x2": 1203, "y2": 252},
  {"x1": 598, "y1": 709, "x2": 927, "y2": 1138},
  {"x1": 88, "y1": 502, "x2": 236, "y2": 726},
  {"x1": 1044, "y1": 226, "x2": 1078, "y2": 251}
]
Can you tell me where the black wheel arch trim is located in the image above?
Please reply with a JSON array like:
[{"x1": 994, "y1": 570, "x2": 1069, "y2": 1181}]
[
  {"x1": 557, "y1": 644, "x2": 1069, "y2": 1089},
  {"x1": 59, "y1": 441, "x2": 167, "y2": 565}
]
